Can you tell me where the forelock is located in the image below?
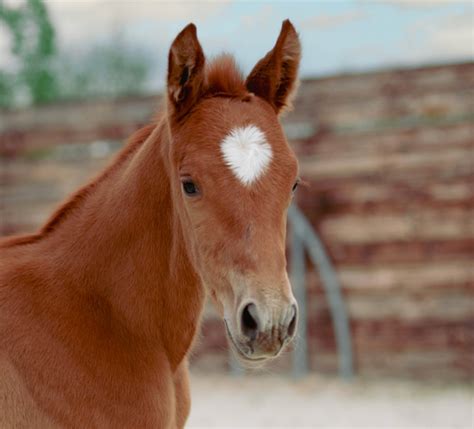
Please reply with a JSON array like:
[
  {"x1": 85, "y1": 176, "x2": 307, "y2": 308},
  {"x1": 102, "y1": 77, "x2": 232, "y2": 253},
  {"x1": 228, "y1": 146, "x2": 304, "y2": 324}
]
[{"x1": 204, "y1": 54, "x2": 247, "y2": 98}]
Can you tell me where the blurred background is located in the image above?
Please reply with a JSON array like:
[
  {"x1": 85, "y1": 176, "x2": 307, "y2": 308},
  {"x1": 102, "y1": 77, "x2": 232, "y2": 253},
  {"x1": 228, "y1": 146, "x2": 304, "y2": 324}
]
[{"x1": 0, "y1": 0, "x2": 473, "y2": 427}]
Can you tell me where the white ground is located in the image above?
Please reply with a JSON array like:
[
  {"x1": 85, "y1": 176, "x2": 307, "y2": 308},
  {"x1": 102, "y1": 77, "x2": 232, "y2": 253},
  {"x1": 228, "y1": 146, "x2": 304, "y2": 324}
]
[{"x1": 187, "y1": 373, "x2": 473, "y2": 429}]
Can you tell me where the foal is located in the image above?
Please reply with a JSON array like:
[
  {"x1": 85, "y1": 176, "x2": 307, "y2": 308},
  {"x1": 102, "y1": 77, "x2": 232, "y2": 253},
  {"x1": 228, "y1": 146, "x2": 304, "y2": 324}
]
[{"x1": 0, "y1": 20, "x2": 301, "y2": 428}]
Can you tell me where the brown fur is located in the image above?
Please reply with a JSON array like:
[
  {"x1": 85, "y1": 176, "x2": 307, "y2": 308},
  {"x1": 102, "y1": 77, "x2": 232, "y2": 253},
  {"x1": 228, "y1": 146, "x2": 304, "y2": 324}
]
[{"x1": 0, "y1": 21, "x2": 301, "y2": 428}]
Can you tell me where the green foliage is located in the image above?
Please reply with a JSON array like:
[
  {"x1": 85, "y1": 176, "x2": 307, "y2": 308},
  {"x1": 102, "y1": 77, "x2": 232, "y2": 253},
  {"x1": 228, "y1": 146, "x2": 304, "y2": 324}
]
[
  {"x1": 0, "y1": 0, "x2": 58, "y2": 106},
  {"x1": 0, "y1": 0, "x2": 151, "y2": 109},
  {"x1": 0, "y1": 70, "x2": 14, "y2": 108},
  {"x1": 55, "y1": 41, "x2": 150, "y2": 101}
]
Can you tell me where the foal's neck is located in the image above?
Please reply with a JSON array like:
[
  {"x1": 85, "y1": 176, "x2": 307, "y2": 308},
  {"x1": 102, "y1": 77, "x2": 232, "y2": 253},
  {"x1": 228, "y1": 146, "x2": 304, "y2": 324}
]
[{"x1": 40, "y1": 117, "x2": 204, "y2": 368}]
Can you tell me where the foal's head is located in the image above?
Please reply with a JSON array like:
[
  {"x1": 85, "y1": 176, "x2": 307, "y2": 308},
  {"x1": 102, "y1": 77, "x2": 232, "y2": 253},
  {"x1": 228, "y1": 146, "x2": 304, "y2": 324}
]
[{"x1": 166, "y1": 21, "x2": 301, "y2": 363}]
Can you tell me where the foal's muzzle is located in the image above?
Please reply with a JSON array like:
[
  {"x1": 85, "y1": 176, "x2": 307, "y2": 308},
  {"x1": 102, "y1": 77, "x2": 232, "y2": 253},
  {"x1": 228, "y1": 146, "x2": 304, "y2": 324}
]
[{"x1": 227, "y1": 300, "x2": 298, "y2": 362}]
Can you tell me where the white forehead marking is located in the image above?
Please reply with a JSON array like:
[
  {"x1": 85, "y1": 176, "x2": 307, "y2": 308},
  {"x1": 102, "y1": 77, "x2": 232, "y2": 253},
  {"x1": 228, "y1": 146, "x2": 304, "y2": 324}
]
[{"x1": 220, "y1": 125, "x2": 273, "y2": 186}]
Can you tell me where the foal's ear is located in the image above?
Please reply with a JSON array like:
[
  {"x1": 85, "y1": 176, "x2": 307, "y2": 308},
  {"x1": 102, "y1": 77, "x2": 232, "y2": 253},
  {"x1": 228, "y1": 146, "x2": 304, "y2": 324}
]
[
  {"x1": 246, "y1": 20, "x2": 301, "y2": 114},
  {"x1": 167, "y1": 23, "x2": 205, "y2": 118}
]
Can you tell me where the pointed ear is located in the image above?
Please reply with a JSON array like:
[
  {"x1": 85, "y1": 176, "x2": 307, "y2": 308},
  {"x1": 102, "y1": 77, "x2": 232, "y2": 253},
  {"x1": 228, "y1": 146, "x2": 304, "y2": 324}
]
[
  {"x1": 167, "y1": 23, "x2": 205, "y2": 118},
  {"x1": 245, "y1": 20, "x2": 301, "y2": 114}
]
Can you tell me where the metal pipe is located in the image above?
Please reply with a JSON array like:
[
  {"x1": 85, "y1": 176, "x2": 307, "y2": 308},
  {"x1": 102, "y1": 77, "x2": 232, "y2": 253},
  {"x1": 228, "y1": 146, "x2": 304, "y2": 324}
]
[
  {"x1": 291, "y1": 225, "x2": 309, "y2": 377},
  {"x1": 288, "y1": 204, "x2": 354, "y2": 379}
]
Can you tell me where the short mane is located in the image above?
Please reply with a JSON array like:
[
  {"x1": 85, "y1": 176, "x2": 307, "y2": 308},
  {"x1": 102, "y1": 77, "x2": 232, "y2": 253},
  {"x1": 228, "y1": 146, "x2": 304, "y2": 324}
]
[
  {"x1": 42, "y1": 123, "x2": 156, "y2": 234},
  {"x1": 0, "y1": 123, "x2": 157, "y2": 248}
]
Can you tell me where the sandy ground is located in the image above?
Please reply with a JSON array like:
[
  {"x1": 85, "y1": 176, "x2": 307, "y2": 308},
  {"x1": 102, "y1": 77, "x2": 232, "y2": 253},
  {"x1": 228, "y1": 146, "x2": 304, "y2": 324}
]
[{"x1": 187, "y1": 373, "x2": 473, "y2": 429}]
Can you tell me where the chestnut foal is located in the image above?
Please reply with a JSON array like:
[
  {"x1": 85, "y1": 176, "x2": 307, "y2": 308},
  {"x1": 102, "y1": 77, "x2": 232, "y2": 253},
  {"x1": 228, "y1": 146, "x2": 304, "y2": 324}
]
[{"x1": 0, "y1": 20, "x2": 301, "y2": 428}]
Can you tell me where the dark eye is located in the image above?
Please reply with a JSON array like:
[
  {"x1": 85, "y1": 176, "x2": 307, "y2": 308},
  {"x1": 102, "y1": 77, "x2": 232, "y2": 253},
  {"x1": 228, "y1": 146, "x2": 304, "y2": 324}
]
[
  {"x1": 292, "y1": 179, "x2": 299, "y2": 193},
  {"x1": 182, "y1": 180, "x2": 199, "y2": 196}
]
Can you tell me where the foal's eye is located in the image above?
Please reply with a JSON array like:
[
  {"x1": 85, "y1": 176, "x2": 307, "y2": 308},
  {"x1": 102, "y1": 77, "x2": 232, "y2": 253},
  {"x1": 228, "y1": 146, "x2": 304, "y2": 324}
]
[{"x1": 182, "y1": 180, "x2": 199, "y2": 196}]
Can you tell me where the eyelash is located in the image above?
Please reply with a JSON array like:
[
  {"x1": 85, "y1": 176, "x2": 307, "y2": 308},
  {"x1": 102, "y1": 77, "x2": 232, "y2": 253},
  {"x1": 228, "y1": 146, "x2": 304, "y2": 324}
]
[{"x1": 292, "y1": 179, "x2": 300, "y2": 193}]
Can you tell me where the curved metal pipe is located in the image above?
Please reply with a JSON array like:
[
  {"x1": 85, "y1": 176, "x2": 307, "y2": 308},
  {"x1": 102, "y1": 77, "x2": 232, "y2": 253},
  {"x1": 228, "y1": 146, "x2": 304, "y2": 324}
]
[{"x1": 288, "y1": 204, "x2": 354, "y2": 379}]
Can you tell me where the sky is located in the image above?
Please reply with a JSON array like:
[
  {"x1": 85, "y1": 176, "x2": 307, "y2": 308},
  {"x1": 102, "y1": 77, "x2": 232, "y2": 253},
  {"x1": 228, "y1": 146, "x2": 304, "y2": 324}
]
[{"x1": 1, "y1": 0, "x2": 473, "y2": 91}]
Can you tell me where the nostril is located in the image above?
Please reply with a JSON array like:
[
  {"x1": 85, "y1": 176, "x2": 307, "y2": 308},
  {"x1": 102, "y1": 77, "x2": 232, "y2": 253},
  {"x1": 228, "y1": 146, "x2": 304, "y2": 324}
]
[
  {"x1": 241, "y1": 303, "x2": 260, "y2": 341},
  {"x1": 287, "y1": 305, "x2": 297, "y2": 338}
]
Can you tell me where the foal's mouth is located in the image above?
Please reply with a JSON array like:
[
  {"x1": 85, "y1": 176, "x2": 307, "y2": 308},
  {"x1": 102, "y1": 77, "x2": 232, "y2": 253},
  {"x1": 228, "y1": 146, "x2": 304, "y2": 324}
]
[{"x1": 224, "y1": 319, "x2": 272, "y2": 363}]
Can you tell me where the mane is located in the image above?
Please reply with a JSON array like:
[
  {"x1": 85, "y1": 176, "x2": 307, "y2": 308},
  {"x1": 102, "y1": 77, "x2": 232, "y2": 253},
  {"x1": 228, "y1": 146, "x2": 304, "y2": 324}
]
[
  {"x1": 0, "y1": 122, "x2": 157, "y2": 248},
  {"x1": 204, "y1": 54, "x2": 247, "y2": 98}
]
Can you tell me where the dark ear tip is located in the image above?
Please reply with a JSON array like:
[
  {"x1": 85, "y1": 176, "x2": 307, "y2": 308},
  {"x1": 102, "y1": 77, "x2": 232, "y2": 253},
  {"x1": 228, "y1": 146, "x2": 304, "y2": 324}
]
[
  {"x1": 184, "y1": 22, "x2": 197, "y2": 33},
  {"x1": 176, "y1": 23, "x2": 197, "y2": 41},
  {"x1": 282, "y1": 19, "x2": 296, "y2": 32}
]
